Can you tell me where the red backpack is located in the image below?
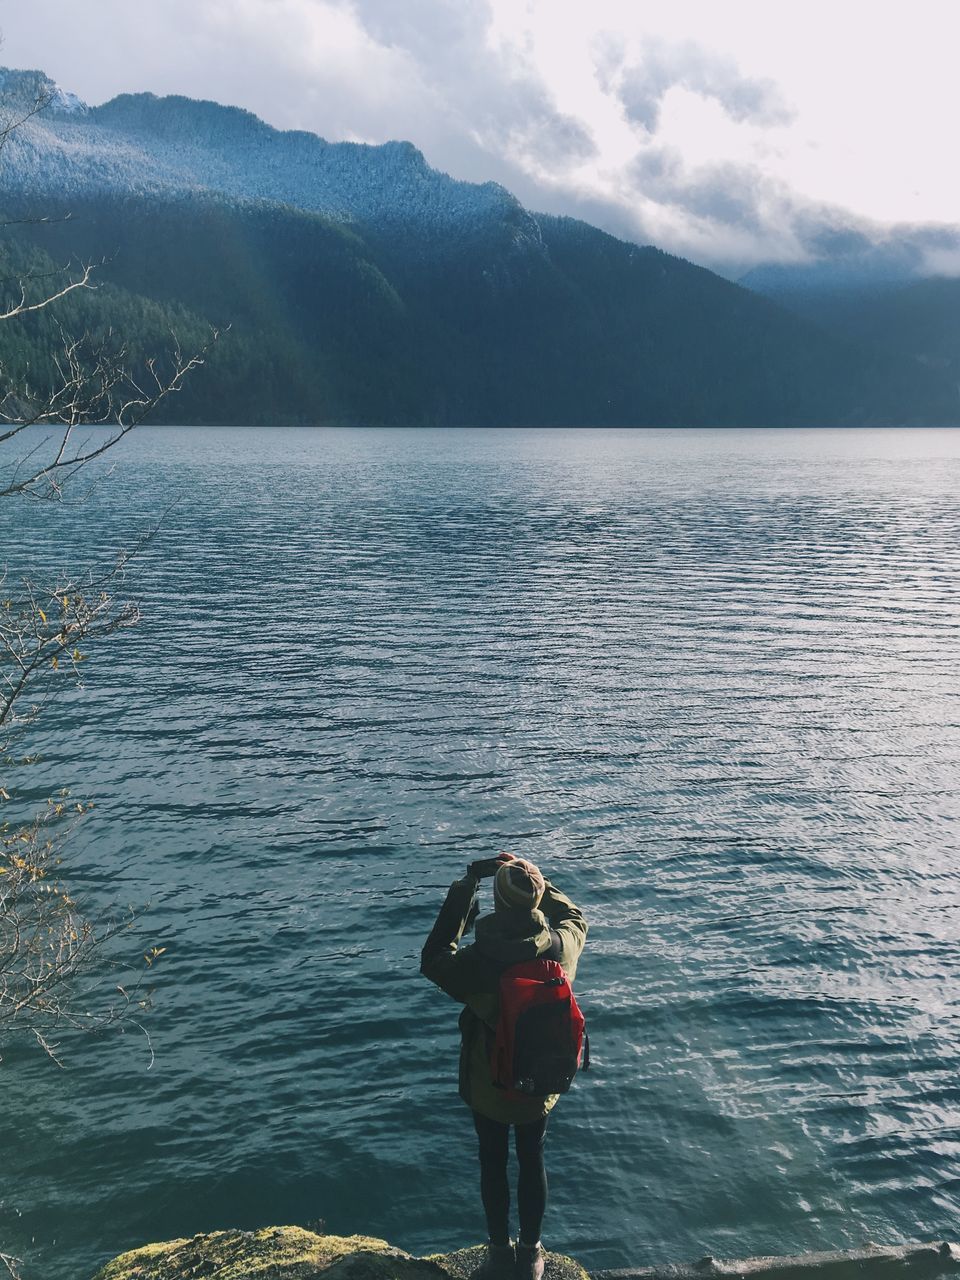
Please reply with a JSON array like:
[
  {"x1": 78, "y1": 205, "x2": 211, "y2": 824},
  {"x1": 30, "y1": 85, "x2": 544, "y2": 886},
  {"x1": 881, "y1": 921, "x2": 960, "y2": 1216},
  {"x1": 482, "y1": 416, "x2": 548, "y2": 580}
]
[{"x1": 490, "y1": 958, "x2": 589, "y2": 1100}]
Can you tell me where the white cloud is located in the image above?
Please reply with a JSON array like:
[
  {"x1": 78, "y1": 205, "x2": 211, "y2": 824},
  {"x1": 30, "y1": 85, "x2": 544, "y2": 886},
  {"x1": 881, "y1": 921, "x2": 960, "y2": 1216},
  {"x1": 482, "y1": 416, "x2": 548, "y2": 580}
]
[
  {"x1": 600, "y1": 36, "x2": 794, "y2": 133},
  {"x1": 1, "y1": 0, "x2": 958, "y2": 271},
  {"x1": 922, "y1": 248, "x2": 960, "y2": 278}
]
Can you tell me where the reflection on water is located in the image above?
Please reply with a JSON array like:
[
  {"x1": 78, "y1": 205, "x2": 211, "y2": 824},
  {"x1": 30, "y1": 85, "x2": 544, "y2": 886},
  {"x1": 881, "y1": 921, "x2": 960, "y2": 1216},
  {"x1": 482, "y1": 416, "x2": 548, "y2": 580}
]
[{"x1": 1, "y1": 428, "x2": 960, "y2": 1279}]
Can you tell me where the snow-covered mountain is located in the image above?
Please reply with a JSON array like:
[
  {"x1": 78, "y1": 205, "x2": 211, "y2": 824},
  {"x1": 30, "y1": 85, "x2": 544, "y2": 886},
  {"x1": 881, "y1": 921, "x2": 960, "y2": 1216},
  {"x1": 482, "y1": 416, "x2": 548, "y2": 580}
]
[
  {"x1": 1, "y1": 66, "x2": 956, "y2": 428},
  {"x1": 0, "y1": 67, "x2": 87, "y2": 115},
  {"x1": 0, "y1": 67, "x2": 542, "y2": 253}
]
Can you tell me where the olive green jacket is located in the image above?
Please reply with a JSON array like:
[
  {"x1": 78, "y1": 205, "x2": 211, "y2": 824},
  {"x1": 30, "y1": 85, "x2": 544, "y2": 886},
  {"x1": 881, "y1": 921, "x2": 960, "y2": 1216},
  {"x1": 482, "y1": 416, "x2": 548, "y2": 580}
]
[{"x1": 420, "y1": 874, "x2": 588, "y2": 1123}]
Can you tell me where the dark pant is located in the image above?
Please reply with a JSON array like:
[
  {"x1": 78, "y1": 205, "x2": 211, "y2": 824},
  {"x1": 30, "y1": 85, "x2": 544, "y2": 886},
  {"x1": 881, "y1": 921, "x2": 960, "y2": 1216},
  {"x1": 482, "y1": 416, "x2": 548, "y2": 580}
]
[{"x1": 472, "y1": 1110, "x2": 549, "y2": 1247}]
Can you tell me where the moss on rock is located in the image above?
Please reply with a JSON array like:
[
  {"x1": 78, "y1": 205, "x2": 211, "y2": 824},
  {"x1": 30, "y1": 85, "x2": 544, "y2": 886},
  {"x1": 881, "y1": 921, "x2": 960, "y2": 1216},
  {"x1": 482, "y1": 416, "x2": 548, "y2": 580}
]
[
  {"x1": 91, "y1": 1229, "x2": 588, "y2": 1280},
  {"x1": 429, "y1": 1244, "x2": 589, "y2": 1280},
  {"x1": 92, "y1": 1229, "x2": 415, "y2": 1280}
]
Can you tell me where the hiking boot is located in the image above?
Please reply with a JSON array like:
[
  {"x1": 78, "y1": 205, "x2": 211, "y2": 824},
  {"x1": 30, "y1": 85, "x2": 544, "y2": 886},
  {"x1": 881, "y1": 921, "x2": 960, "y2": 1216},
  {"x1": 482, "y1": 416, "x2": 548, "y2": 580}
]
[
  {"x1": 515, "y1": 1241, "x2": 545, "y2": 1280},
  {"x1": 478, "y1": 1241, "x2": 515, "y2": 1279}
]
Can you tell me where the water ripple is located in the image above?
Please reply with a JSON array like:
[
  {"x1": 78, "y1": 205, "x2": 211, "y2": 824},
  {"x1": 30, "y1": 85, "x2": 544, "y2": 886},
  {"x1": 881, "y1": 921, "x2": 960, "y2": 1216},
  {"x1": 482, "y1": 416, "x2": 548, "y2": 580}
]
[{"x1": 2, "y1": 427, "x2": 960, "y2": 1279}]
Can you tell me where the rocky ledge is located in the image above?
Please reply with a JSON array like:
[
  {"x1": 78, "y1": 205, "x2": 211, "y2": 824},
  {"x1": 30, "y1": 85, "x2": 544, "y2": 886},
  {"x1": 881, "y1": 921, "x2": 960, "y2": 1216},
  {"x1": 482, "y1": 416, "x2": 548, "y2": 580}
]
[
  {"x1": 90, "y1": 1229, "x2": 960, "y2": 1280},
  {"x1": 90, "y1": 1229, "x2": 588, "y2": 1280}
]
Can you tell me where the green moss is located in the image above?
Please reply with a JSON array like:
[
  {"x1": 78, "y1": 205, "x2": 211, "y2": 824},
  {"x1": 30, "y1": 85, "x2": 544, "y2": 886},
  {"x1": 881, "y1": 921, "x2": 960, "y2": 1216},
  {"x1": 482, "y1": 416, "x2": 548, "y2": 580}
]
[
  {"x1": 91, "y1": 1229, "x2": 588, "y2": 1280},
  {"x1": 93, "y1": 1238, "x2": 189, "y2": 1278},
  {"x1": 92, "y1": 1229, "x2": 401, "y2": 1280},
  {"x1": 429, "y1": 1245, "x2": 589, "y2": 1280}
]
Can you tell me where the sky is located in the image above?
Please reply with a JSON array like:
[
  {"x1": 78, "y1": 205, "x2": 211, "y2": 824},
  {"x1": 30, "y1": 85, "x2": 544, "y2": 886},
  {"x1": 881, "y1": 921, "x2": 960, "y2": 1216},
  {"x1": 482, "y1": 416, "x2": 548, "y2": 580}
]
[{"x1": 2, "y1": 0, "x2": 959, "y2": 274}]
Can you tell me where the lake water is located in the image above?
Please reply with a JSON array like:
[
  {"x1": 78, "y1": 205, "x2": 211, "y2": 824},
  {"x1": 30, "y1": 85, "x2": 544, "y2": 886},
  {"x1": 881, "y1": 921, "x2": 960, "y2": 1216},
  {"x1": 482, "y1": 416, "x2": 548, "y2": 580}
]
[{"x1": 2, "y1": 427, "x2": 960, "y2": 1280}]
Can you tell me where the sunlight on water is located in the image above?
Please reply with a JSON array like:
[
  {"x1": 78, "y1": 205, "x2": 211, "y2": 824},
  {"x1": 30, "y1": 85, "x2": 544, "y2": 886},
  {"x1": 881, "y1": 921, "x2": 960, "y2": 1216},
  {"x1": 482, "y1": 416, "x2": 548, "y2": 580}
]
[{"x1": 2, "y1": 427, "x2": 960, "y2": 1279}]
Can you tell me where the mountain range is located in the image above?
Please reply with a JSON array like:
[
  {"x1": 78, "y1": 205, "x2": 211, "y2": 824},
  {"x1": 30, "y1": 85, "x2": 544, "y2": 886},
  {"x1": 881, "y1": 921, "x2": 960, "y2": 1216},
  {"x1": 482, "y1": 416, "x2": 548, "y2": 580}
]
[{"x1": 0, "y1": 67, "x2": 957, "y2": 427}]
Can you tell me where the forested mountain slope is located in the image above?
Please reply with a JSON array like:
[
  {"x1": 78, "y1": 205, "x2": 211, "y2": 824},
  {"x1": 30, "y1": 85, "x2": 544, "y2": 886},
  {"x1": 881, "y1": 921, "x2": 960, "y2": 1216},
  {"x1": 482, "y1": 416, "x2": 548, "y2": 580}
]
[
  {"x1": 1, "y1": 67, "x2": 956, "y2": 427},
  {"x1": 741, "y1": 270, "x2": 960, "y2": 390}
]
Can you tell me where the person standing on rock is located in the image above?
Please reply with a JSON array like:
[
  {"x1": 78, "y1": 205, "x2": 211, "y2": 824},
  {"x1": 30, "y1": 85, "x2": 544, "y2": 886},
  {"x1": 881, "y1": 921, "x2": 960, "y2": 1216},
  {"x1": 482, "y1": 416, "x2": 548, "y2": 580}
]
[{"x1": 421, "y1": 853, "x2": 588, "y2": 1280}]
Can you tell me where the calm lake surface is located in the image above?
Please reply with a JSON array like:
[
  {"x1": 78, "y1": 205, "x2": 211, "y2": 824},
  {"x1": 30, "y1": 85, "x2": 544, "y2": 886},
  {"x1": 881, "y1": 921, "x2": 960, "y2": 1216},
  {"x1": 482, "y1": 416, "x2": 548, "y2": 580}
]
[{"x1": 2, "y1": 427, "x2": 960, "y2": 1279}]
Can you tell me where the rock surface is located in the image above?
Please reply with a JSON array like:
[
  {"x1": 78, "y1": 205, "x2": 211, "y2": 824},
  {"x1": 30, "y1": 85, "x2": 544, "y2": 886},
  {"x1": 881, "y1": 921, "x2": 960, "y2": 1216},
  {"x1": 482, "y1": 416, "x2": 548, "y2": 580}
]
[
  {"x1": 89, "y1": 1230, "x2": 960, "y2": 1280},
  {"x1": 90, "y1": 1229, "x2": 591, "y2": 1280},
  {"x1": 593, "y1": 1239, "x2": 960, "y2": 1278},
  {"x1": 430, "y1": 1243, "x2": 588, "y2": 1280}
]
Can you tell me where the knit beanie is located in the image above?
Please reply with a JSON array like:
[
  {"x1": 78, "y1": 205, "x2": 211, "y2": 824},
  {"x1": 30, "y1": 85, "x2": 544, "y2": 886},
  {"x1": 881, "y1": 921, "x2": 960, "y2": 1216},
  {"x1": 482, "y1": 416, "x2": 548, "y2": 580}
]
[{"x1": 494, "y1": 858, "x2": 545, "y2": 912}]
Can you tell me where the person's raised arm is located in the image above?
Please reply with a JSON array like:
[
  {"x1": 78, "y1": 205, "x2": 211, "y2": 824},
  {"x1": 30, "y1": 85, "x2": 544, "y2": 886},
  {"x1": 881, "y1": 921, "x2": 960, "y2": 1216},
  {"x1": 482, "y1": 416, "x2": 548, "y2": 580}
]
[
  {"x1": 419, "y1": 854, "x2": 514, "y2": 998},
  {"x1": 540, "y1": 878, "x2": 588, "y2": 978}
]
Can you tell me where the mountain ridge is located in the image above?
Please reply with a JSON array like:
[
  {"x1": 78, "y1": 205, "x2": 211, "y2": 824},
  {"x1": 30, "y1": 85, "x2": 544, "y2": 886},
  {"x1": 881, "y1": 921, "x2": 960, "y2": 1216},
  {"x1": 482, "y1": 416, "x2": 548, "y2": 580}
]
[
  {"x1": 0, "y1": 67, "x2": 543, "y2": 254},
  {"x1": 0, "y1": 66, "x2": 957, "y2": 427}
]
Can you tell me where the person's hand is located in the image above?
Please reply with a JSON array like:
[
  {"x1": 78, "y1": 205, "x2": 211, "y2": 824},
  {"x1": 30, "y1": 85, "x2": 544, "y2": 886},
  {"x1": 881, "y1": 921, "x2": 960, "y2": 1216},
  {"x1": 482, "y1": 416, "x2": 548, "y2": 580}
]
[{"x1": 466, "y1": 852, "x2": 516, "y2": 880}]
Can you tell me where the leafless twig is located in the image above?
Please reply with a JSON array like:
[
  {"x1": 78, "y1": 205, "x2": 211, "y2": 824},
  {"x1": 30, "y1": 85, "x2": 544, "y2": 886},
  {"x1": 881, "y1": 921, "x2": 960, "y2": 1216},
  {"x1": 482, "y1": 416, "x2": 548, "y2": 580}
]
[
  {"x1": 0, "y1": 325, "x2": 218, "y2": 499},
  {"x1": 0, "y1": 84, "x2": 208, "y2": 1068},
  {"x1": 0, "y1": 1248, "x2": 22, "y2": 1280}
]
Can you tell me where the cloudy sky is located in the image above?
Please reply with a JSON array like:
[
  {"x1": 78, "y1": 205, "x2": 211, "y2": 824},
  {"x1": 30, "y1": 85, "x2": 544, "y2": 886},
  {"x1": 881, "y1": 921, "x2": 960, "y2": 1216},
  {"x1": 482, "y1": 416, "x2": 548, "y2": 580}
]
[{"x1": 2, "y1": 0, "x2": 958, "y2": 273}]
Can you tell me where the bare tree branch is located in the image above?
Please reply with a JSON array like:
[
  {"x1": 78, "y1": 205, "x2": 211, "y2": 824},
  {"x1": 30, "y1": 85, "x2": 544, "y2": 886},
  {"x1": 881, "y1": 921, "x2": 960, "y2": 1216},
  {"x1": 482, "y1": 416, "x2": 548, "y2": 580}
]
[
  {"x1": 0, "y1": 793, "x2": 155, "y2": 1051},
  {"x1": 0, "y1": 260, "x2": 96, "y2": 321},
  {"x1": 0, "y1": 213, "x2": 75, "y2": 230},
  {"x1": 0, "y1": 87, "x2": 53, "y2": 154},
  {"x1": 0, "y1": 326, "x2": 218, "y2": 498},
  {"x1": 0, "y1": 65, "x2": 199, "y2": 1280},
  {"x1": 0, "y1": 554, "x2": 143, "y2": 734},
  {"x1": 0, "y1": 1249, "x2": 22, "y2": 1280},
  {"x1": 0, "y1": 83, "x2": 210, "y2": 1078}
]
